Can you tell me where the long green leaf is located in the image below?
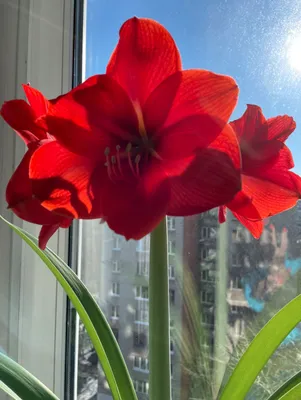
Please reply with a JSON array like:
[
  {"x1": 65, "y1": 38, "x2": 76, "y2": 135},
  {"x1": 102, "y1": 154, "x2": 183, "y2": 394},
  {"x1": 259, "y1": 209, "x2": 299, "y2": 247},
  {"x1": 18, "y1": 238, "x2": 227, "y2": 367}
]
[
  {"x1": 0, "y1": 352, "x2": 58, "y2": 400},
  {"x1": 0, "y1": 216, "x2": 137, "y2": 400},
  {"x1": 267, "y1": 371, "x2": 301, "y2": 400},
  {"x1": 278, "y1": 382, "x2": 301, "y2": 399},
  {"x1": 219, "y1": 294, "x2": 301, "y2": 400}
]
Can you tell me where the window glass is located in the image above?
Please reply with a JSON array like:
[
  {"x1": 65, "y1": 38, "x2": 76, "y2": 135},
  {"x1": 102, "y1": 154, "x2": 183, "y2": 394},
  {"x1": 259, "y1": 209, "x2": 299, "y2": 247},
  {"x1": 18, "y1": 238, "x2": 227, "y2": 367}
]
[{"x1": 76, "y1": 0, "x2": 301, "y2": 399}]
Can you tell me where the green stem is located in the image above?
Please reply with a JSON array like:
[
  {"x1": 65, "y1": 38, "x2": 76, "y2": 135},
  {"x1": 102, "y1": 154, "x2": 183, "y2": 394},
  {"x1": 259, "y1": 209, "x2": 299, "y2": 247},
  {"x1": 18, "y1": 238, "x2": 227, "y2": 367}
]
[{"x1": 149, "y1": 217, "x2": 171, "y2": 400}]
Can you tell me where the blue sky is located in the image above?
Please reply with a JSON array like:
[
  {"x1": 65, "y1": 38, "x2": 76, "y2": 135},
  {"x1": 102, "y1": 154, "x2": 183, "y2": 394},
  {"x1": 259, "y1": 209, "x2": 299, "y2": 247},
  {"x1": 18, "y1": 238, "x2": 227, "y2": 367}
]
[{"x1": 86, "y1": 0, "x2": 301, "y2": 171}]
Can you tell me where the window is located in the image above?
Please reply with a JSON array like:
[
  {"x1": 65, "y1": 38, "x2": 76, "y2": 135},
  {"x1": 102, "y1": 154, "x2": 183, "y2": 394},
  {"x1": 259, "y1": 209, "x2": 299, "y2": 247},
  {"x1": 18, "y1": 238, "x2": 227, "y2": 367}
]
[
  {"x1": 111, "y1": 282, "x2": 120, "y2": 296},
  {"x1": 201, "y1": 247, "x2": 209, "y2": 260},
  {"x1": 74, "y1": 2, "x2": 301, "y2": 400},
  {"x1": 168, "y1": 240, "x2": 176, "y2": 255},
  {"x1": 135, "y1": 286, "x2": 149, "y2": 300},
  {"x1": 135, "y1": 301, "x2": 149, "y2": 323},
  {"x1": 112, "y1": 260, "x2": 120, "y2": 273},
  {"x1": 137, "y1": 260, "x2": 149, "y2": 276},
  {"x1": 136, "y1": 235, "x2": 150, "y2": 252},
  {"x1": 200, "y1": 226, "x2": 210, "y2": 239},
  {"x1": 111, "y1": 305, "x2": 119, "y2": 319},
  {"x1": 167, "y1": 217, "x2": 176, "y2": 231},
  {"x1": 133, "y1": 380, "x2": 149, "y2": 394},
  {"x1": 112, "y1": 235, "x2": 121, "y2": 250},
  {"x1": 201, "y1": 313, "x2": 212, "y2": 325},
  {"x1": 232, "y1": 253, "x2": 241, "y2": 267},
  {"x1": 168, "y1": 264, "x2": 175, "y2": 280},
  {"x1": 169, "y1": 289, "x2": 175, "y2": 305},
  {"x1": 230, "y1": 277, "x2": 243, "y2": 289},
  {"x1": 201, "y1": 291, "x2": 214, "y2": 304},
  {"x1": 231, "y1": 305, "x2": 239, "y2": 313},
  {"x1": 133, "y1": 356, "x2": 149, "y2": 372},
  {"x1": 201, "y1": 269, "x2": 215, "y2": 281},
  {"x1": 133, "y1": 331, "x2": 147, "y2": 348}
]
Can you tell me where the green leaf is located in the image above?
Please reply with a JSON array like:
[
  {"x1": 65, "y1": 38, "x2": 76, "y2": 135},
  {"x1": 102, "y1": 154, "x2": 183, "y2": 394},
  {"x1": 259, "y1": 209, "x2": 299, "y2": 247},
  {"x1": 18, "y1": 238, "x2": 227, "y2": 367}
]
[
  {"x1": 219, "y1": 294, "x2": 301, "y2": 400},
  {"x1": 0, "y1": 352, "x2": 58, "y2": 400},
  {"x1": 0, "y1": 216, "x2": 137, "y2": 400},
  {"x1": 277, "y1": 382, "x2": 301, "y2": 399},
  {"x1": 267, "y1": 371, "x2": 301, "y2": 400}
]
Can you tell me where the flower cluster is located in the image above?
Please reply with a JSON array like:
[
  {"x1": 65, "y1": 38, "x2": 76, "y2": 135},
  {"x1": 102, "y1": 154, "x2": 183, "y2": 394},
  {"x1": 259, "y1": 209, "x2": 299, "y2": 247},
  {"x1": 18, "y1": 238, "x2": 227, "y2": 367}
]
[{"x1": 1, "y1": 17, "x2": 300, "y2": 248}]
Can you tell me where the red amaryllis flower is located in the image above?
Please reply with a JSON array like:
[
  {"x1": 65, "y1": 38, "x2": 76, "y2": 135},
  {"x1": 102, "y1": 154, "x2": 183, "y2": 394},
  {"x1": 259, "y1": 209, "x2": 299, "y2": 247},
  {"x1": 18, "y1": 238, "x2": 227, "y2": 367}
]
[
  {"x1": 26, "y1": 17, "x2": 241, "y2": 240},
  {"x1": 219, "y1": 104, "x2": 301, "y2": 238},
  {"x1": 0, "y1": 85, "x2": 72, "y2": 249}
]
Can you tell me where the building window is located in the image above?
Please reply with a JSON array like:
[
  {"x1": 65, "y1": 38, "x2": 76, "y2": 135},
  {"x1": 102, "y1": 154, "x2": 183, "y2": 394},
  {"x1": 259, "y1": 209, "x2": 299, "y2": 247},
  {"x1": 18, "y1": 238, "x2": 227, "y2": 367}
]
[
  {"x1": 136, "y1": 235, "x2": 150, "y2": 252},
  {"x1": 112, "y1": 235, "x2": 121, "y2": 250},
  {"x1": 231, "y1": 305, "x2": 239, "y2": 313},
  {"x1": 231, "y1": 277, "x2": 243, "y2": 289},
  {"x1": 168, "y1": 240, "x2": 176, "y2": 255},
  {"x1": 170, "y1": 340, "x2": 174, "y2": 354},
  {"x1": 135, "y1": 301, "x2": 149, "y2": 324},
  {"x1": 112, "y1": 260, "x2": 120, "y2": 273},
  {"x1": 232, "y1": 253, "x2": 241, "y2": 267},
  {"x1": 234, "y1": 319, "x2": 245, "y2": 336},
  {"x1": 135, "y1": 286, "x2": 149, "y2": 300},
  {"x1": 201, "y1": 247, "x2": 209, "y2": 260},
  {"x1": 201, "y1": 312, "x2": 212, "y2": 325},
  {"x1": 169, "y1": 289, "x2": 175, "y2": 305},
  {"x1": 167, "y1": 217, "x2": 176, "y2": 231},
  {"x1": 168, "y1": 265, "x2": 175, "y2": 280},
  {"x1": 112, "y1": 328, "x2": 119, "y2": 342},
  {"x1": 111, "y1": 282, "x2": 120, "y2": 296},
  {"x1": 133, "y1": 356, "x2": 149, "y2": 372},
  {"x1": 133, "y1": 380, "x2": 149, "y2": 394},
  {"x1": 201, "y1": 291, "x2": 214, "y2": 304},
  {"x1": 137, "y1": 260, "x2": 149, "y2": 276},
  {"x1": 133, "y1": 331, "x2": 147, "y2": 348},
  {"x1": 111, "y1": 305, "x2": 119, "y2": 319},
  {"x1": 200, "y1": 226, "x2": 210, "y2": 239}
]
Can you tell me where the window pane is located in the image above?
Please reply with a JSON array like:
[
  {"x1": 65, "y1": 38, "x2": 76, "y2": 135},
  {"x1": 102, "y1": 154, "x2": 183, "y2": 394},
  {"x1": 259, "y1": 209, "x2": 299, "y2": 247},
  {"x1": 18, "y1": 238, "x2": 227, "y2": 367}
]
[{"x1": 76, "y1": 0, "x2": 301, "y2": 399}]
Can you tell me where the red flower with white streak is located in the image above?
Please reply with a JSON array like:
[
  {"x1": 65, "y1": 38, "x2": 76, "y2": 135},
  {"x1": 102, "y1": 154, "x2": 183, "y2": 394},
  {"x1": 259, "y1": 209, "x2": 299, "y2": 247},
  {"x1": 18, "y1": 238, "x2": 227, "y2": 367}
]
[
  {"x1": 2, "y1": 18, "x2": 242, "y2": 242},
  {"x1": 1, "y1": 85, "x2": 72, "y2": 249},
  {"x1": 219, "y1": 104, "x2": 301, "y2": 238}
]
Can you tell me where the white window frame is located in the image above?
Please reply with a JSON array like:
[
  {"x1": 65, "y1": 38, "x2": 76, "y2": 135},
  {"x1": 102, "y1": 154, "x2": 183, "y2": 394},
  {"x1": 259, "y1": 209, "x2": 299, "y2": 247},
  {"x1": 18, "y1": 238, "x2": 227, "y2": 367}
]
[
  {"x1": 136, "y1": 235, "x2": 150, "y2": 253},
  {"x1": 135, "y1": 285, "x2": 149, "y2": 300},
  {"x1": 167, "y1": 216, "x2": 176, "y2": 231},
  {"x1": 168, "y1": 240, "x2": 176, "y2": 255},
  {"x1": 112, "y1": 235, "x2": 121, "y2": 250},
  {"x1": 111, "y1": 282, "x2": 120, "y2": 296},
  {"x1": 111, "y1": 305, "x2": 119, "y2": 319},
  {"x1": 112, "y1": 260, "x2": 120, "y2": 273},
  {"x1": 168, "y1": 264, "x2": 175, "y2": 280},
  {"x1": 133, "y1": 356, "x2": 149, "y2": 372},
  {"x1": 0, "y1": 1, "x2": 73, "y2": 396}
]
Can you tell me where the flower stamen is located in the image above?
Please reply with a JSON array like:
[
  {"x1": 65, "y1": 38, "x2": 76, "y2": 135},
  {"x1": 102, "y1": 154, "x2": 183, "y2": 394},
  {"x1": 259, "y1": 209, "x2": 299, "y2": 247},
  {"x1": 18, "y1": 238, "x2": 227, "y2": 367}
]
[
  {"x1": 104, "y1": 147, "x2": 114, "y2": 181},
  {"x1": 135, "y1": 154, "x2": 141, "y2": 176},
  {"x1": 116, "y1": 145, "x2": 122, "y2": 175},
  {"x1": 126, "y1": 143, "x2": 136, "y2": 176}
]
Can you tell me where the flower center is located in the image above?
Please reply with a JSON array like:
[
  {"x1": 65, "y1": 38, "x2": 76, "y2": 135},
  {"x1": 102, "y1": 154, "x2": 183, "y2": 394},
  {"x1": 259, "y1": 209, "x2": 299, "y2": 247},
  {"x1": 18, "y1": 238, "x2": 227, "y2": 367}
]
[{"x1": 103, "y1": 138, "x2": 160, "y2": 181}]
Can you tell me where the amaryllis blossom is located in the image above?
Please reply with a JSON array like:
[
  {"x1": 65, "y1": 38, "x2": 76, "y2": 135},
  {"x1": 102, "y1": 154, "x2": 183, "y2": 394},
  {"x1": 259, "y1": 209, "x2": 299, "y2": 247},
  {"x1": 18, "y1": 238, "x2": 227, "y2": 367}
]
[
  {"x1": 0, "y1": 85, "x2": 72, "y2": 249},
  {"x1": 5, "y1": 17, "x2": 242, "y2": 241},
  {"x1": 219, "y1": 104, "x2": 301, "y2": 238}
]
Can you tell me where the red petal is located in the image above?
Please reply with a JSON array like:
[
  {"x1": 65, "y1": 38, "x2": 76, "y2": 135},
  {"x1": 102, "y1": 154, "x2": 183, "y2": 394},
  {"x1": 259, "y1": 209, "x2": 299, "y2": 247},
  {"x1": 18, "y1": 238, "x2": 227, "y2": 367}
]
[
  {"x1": 232, "y1": 212, "x2": 263, "y2": 239},
  {"x1": 219, "y1": 206, "x2": 227, "y2": 223},
  {"x1": 6, "y1": 149, "x2": 70, "y2": 225},
  {"x1": 1, "y1": 100, "x2": 47, "y2": 144},
  {"x1": 106, "y1": 17, "x2": 182, "y2": 105},
  {"x1": 22, "y1": 84, "x2": 50, "y2": 117},
  {"x1": 98, "y1": 160, "x2": 170, "y2": 240},
  {"x1": 241, "y1": 174, "x2": 300, "y2": 219},
  {"x1": 145, "y1": 69, "x2": 238, "y2": 136},
  {"x1": 39, "y1": 219, "x2": 72, "y2": 250},
  {"x1": 226, "y1": 191, "x2": 261, "y2": 220},
  {"x1": 167, "y1": 147, "x2": 241, "y2": 216},
  {"x1": 29, "y1": 141, "x2": 102, "y2": 219},
  {"x1": 266, "y1": 115, "x2": 296, "y2": 142},
  {"x1": 230, "y1": 104, "x2": 266, "y2": 142},
  {"x1": 41, "y1": 75, "x2": 138, "y2": 156}
]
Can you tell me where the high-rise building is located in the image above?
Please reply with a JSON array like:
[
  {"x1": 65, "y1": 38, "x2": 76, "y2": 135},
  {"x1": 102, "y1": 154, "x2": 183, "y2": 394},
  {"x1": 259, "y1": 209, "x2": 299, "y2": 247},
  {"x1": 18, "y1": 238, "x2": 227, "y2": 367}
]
[{"x1": 77, "y1": 217, "x2": 184, "y2": 399}]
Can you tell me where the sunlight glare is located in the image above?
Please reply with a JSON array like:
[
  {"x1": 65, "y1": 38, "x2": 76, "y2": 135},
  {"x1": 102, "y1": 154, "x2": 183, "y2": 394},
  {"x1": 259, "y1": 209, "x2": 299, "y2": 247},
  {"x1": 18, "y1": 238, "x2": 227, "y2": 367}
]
[{"x1": 287, "y1": 33, "x2": 301, "y2": 72}]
